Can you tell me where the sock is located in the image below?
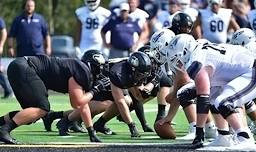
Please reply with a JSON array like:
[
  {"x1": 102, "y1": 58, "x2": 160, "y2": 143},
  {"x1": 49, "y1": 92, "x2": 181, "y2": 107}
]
[
  {"x1": 189, "y1": 122, "x2": 196, "y2": 132},
  {"x1": 196, "y1": 127, "x2": 204, "y2": 139},
  {"x1": 0, "y1": 116, "x2": 5, "y2": 126},
  {"x1": 156, "y1": 104, "x2": 166, "y2": 121},
  {"x1": 96, "y1": 116, "x2": 107, "y2": 126},
  {"x1": 217, "y1": 129, "x2": 230, "y2": 135},
  {"x1": 2, "y1": 119, "x2": 18, "y2": 132}
]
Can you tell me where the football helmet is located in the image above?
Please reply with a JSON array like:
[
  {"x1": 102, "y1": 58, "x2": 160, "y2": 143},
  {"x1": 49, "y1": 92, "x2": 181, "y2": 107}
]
[
  {"x1": 230, "y1": 28, "x2": 256, "y2": 46},
  {"x1": 150, "y1": 28, "x2": 175, "y2": 65},
  {"x1": 178, "y1": 0, "x2": 191, "y2": 9},
  {"x1": 84, "y1": 0, "x2": 101, "y2": 11},
  {"x1": 166, "y1": 34, "x2": 197, "y2": 71},
  {"x1": 207, "y1": 0, "x2": 223, "y2": 6},
  {"x1": 81, "y1": 49, "x2": 109, "y2": 78},
  {"x1": 128, "y1": 52, "x2": 152, "y2": 80},
  {"x1": 138, "y1": 45, "x2": 159, "y2": 72},
  {"x1": 171, "y1": 12, "x2": 194, "y2": 35}
]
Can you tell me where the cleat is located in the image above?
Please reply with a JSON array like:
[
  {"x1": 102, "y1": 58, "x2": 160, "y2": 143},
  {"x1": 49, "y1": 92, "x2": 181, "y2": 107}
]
[
  {"x1": 93, "y1": 122, "x2": 116, "y2": 135},
  {"x1": 205, "y1": 134, "x2": 235, "y2": 147},
  {"x1": 142, "y1": 124, "x2": 154, "y2": 132},
  {"x1": 56, "y1": 118, "x2": 70, "y2": 136},
  {"x1": 192, "y1": 135, "x2": 204, "y2": 149},
  {"x1": 177, "y1": 125, "x2": 196, "y2": 140},
  {"x1": 0, "y1": 130, "x2": 18, "y2": 144},
  {"x1": 205, "y1": 126, "x2": 217, "y2": 139},
  {"x1": 42, "y1": 112, "x2": 54, "y2": 132},
  {"x1": 128, "y1": 123, "x2": 141, "y2": 138},
  {"x1": 69, "y1": 121, "x2": 87, "y2": 133}
]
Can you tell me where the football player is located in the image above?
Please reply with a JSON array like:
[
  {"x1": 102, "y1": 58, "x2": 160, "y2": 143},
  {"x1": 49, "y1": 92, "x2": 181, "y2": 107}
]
[
  {"x1": 75, "y1": 0, "x2": 111, "y2": 58},
  {"x1": 0, "y1": 52, "x2": 111, "y2": 143},
  {"x1": 167, "y1": 34, "x2": 256, "y2": 149}
]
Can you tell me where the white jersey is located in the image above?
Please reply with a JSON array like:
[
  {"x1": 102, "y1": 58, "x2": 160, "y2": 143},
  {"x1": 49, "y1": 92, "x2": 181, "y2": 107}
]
[
  {"x1": 187, "y1": 43, "x2": 255, "y2": 87},
  {"x1": 75, "y1": 6, "x2": 111, "y2": 53},
  {"x1": 182, "y1": 7, "x2": 198, "y2": 22},
  {"x1": 199, "y1": 8, "x2": 232, "y2": 43},
  {"x1": 154, "y1": 10, "x2": 179, "y2": 31},
  {"x1": 247, "y1": 9, "x2": 256, "y2": 31},
  {"x1": 129, "y1": 8, "x2": 149, "y2": 29}
]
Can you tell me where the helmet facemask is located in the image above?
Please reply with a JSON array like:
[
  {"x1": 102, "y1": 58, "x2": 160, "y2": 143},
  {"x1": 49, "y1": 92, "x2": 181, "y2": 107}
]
[{"x1": 85, "y1": 0, "x2": 100, "y2": 11}]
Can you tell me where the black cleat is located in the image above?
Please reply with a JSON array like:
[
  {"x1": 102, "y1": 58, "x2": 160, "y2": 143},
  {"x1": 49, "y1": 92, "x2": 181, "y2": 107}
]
[
  {"x1": 93, "y1": 122, "x2": 116, "y2": 135},
  {"x1": 56, "y1": 118, "x2": 70, "y2": 136},
  {"x1": 69, "y1": 121, "x2": 87, "y2": 133},
  {"x1": 42, "y1": 112, "x2": 54, "y2": 132},
  {"x1": 142, "y1": 124, "x2": 154, "y2": 132},
  {"x1": 128, "y1": 122, "x2": 141, "y2": 138},
  {"x1": 191, "y1": 135, "x2": 204, "y2": 149},
  {"x1": 0, "y1": 130, "x2": 18, "y2": 144}
]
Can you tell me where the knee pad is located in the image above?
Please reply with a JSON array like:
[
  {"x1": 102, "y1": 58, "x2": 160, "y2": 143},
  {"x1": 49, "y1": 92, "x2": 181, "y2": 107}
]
[
  {"x1": 196, "y1": 95, "x2": 210, "y2": 114},
  {"x1": 218, "y1": 103, "x2": 238, "y2": 119},
  {"x1": 210, "y1": 105, "x2": 219, "y2": 114},
  {"x1": 244, "y1": 100, "x2": 256, "y2": 113},
  {"x1": 180, "y1": 99, "x2": 194, "y2": 109}
]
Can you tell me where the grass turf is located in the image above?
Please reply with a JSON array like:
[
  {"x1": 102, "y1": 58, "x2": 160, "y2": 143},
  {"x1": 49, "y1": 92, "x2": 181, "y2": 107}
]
[{"x1": 0, "y1": 94, "x2": 190, "y2": 144}]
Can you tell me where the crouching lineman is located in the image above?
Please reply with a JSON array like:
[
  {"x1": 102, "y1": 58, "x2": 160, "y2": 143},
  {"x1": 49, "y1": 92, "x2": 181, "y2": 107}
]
[
  {"x1": 167, "y1": 34, "x2": 256, "y2": 149},
  {"x1": 93, "y1": 51, "x2": 153, "y2": 137},
  {"x1": 0, "y1": 53, "x2": 111, "y2": 143}
]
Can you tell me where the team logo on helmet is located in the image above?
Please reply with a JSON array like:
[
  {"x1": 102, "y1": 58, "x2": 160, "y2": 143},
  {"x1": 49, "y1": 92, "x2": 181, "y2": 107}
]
[
  {"x1": 92, "y1": 54, "x2": 105, "y2": 65},
  {"x1": 152, "y1": 31, "x2": 164, "y2": 43},
  {"x1": 129, "y1": 56, "x2": 139, "y2": 67}
]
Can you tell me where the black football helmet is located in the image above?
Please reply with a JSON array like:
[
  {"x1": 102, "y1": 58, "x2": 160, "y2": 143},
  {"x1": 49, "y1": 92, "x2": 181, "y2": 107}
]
[
  {"x1": 170, "y1": 12, "x2": 193, "y2": 35},
  {"x1": 128, "y1": 52, "x2": 152, "y2": 81},
  {"x1": 81, "y1": 50, "x2": 109, "y2": 78},
  {"x1": 138, "y1": 45, "x2": 159, "y2": 72}
]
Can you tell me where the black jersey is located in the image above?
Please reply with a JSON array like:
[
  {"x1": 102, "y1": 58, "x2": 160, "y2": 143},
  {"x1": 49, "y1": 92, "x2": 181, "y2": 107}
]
[
  {"x1": 27, "y1": 55, "x2": 93, "y2": 93},
  {"x1": 109, "y1": 61, "x2": 144, "y2": 89}
]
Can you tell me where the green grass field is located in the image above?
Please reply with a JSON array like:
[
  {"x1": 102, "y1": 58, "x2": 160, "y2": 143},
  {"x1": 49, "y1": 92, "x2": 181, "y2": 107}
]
[{"x1": 0, "y1": 94, "x2": 190, "y2": 144}]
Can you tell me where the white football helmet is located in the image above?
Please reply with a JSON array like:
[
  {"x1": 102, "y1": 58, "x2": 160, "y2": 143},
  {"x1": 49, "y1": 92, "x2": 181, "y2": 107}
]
[
  {"x1": 178, "y1": 0, "x2": 191, "y2": 9},
  {"x1": 207, "y1": 0, "x2": 223, "y2": 7},
  {"x1": 230, "y1": 28, "x2": 256, "y2": 46},
  {"x1": 166, "y1": 34, "x2": 197, "y2": 70},
  {"x1": 85, "y1": 0, "x2": 101, "y2": 11},
  {"x1": 150, "y1": 28, "x2": 175, "y2": 65}
]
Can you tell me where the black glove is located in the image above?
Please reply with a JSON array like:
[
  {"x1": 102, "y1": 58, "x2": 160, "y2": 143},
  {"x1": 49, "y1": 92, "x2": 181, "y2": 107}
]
[
  {"x1": 90, "y1": 77, "x2": 110, "y2": 95},
  {"x1": 87, "y1": 127, "x2": 101, "y2": 142},
  {"x1": 177, "y1": 82, "x2": 197, "y2": 102}
]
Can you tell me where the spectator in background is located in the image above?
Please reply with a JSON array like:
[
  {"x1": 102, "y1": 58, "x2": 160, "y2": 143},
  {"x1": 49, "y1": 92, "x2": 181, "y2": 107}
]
[
  {"x1": 75, "y1": 0, "x2": 111, "y2": 58},
  {"x1": 247, "y1": 1, "x2": 256, "y2": 31},
  {"x1": 7, "y1": 0, "x2": 51, "y2": 57},
  {"x1": 128, "y1": 0, "x2": 150, "y2": 50},
  {"x1": 0, "y1": 17, "x2": 13, "y2": 99},
  {"x1": 101, "y1": 3, "x2": 141, "y2": 58},
  {"x1": 192, "y1": 0, "x2": 240, "y2": 43},
  {"x1": 232, "y1": 0, "x2": 251, "y2": 28}
]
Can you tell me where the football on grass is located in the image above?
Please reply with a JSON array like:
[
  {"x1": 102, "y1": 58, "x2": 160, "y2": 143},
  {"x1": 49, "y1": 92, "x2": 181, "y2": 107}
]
[{"x1": 154, "y1": 120, "x2": 176, "y2": 139}]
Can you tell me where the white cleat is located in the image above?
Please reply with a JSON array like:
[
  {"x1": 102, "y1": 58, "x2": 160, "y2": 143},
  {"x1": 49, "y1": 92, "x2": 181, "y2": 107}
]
[
  {"x1": 177, "y1": 125, "x2": 195, "y2": 140},
  {"x1": 205, "y1": 126, "x2": 217, "y2": 139},
  {"x1": 204, "y1": 134, "x2": 235, "y2": 147},
  {"x1": 226, "y1": 135, "x2": 256, "y2": 151}
]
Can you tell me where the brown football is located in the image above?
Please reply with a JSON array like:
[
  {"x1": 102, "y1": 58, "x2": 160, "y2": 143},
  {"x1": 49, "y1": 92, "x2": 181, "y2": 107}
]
[{"x1": 154, "y1": 120, "x2": 176, "y2": 139}]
